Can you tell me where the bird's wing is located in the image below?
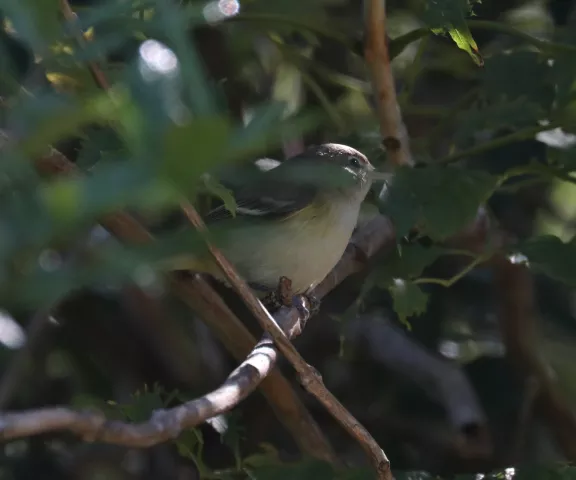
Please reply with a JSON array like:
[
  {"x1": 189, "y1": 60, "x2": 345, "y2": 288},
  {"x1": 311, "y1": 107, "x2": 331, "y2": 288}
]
[{"x1": 204, "y1": 170, "x2": 318, "y2": 223}]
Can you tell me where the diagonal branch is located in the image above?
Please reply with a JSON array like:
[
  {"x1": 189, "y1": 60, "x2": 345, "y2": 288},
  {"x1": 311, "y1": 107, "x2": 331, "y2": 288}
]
[
  {"x1": 2, "y1": 132, "x2": 400, "y2": 472},
  {"x1": 364, "y1": 0, "x2": 413, "y2": 167},
  {"x1": 0, "y1": 304, "x2": 304, "y2": 446},
  {"x1": 180, "y1": 202, "x2": 393, "y2": 479},
  {"x1": 172, "y1": 275, "x2": 339, "y2": 463},
  {"x1": 27, "y1": 137, "x2": 338, "y2": 464}
]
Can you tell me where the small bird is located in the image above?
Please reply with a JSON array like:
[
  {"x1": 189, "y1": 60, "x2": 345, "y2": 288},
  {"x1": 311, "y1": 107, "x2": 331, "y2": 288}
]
[{"x1": 174, "y1": 143, "x2": 381, "y2": 306}]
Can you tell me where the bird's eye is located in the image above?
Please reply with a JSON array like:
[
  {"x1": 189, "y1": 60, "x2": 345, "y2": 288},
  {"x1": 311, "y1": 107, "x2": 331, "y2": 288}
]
[{"x1": 348, "y1": 156, "x2": 362, "y2": 168}]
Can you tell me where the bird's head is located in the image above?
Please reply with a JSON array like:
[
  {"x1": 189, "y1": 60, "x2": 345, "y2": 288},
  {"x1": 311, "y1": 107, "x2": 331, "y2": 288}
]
[{"x1": 293, "y1": 143, "x2": 384, "y2": 200}]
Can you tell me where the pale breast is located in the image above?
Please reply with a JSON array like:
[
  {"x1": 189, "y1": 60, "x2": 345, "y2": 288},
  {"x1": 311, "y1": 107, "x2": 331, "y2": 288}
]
[{"x1": 230, "y1": 199, "x2": 361, "y2": 294}]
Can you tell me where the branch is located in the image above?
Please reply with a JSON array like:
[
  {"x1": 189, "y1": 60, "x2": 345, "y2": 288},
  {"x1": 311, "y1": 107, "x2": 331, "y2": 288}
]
[
  {"x1": 364, "y1": 0, "x2": 413, "y2": 166},
  {"x1": 180, "y1": 203, "x2": 393, "y2": 479},
  {"x1": 0, "y1": 129, "x2": 339, "y2": 463},
  {"x1": 0, "y1": 137, "x2": 398, "y2": 472},
  {"x1": 438, "y1": 120, "x2": 566, "y2": 165},
  {"x1": 0, "y1": 306, "x2": 304, "y2": 446},
  {"x1": 172, "y1": 275, "x2": 339, "y2": 463},
  {"x1": 493, "y1": 254, "x2": 576, "y2": 460},
  {"x1": 388, "y1": 21, "x2": 576, "y2": 63}
]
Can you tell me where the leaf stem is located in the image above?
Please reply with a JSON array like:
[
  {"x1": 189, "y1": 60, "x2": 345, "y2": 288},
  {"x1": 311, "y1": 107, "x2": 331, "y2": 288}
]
[
  {"x1": 438, "y1": 121, "x2": 567, "y2": 164},
  {"x1": 467, "y1": 20, "x2": 576, "y2": 54},
  {"x1": 414, "y1": 253, "x2": 490, "y2": 288},
  {"x1": 387, "y1": 19, "x2": 576, "y2": 62}
]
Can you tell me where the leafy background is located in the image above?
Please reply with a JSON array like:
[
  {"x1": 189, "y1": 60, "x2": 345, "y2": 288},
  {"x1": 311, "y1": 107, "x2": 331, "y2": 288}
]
[{"x1": 2, "y1": 0, "x2": 576, "y2": 478}]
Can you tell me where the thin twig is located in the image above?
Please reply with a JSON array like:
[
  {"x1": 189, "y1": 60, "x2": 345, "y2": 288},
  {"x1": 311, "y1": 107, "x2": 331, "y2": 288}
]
[
  {"x1": 33, "y1": 0, "x2": 340, "y2": 453},
  {"x1": 438, "y1": 121, "x2": 566, "y2": 165},
  {"x1": 414, "y1": 252, "x2": 491, "y2": 288},
  {"x1": 0, "y1": 136, "x2": 399, "y2": 469},
  {"x1": 364, "y1": 0, "x2": 413, "y2": 167},
  {"x1": 180, "y1": 202, "x2": 393, "y2": 479},
  {"x1": 173, "y1": 275, "x2": 339, "y2": 464},
  {"x1": 0, "y1": 306, "x2": 304, "y2": 445},
  {"x1": 21, "y1": 135, "x2": 339, "y2": 463}
]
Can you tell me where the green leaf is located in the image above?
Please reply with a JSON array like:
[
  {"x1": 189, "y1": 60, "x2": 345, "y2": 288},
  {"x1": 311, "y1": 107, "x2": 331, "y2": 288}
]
[
  {"x1": 161, "y1": 116, "x2": 232, "y2": 193},
  {"x1": 2, "y1": 0, "x2": 61, "y2": 52},
  {"x1": 515, "y1": 463, "x2": 576, "y2": 480},
  {"x1": 422, "y1": 0, "x2": 477, "y2": 27},
  {"x1": 6, "y1": 228, "x2": 208, "y2": 307},
  {"x1": 201, "y1": 175, "x2": 237, "y2": 217},
  {"x1": 228, "y1": 106, "x2": 323, "y2": 161},
  {"x1": 175, "y1": 429, "x2": 204, "y2": 461},
  {"x1": 380, "y1": 166, "x2": 499, "y2": 240},
  {"x1": 41, "y1": 161, "x2": 165, "y2": 225},
  {"x1": 154, "y1": 0, "x2": 217, "y2": 115},
  {"x1": 377, "y1": 244, "x2": 446, "y2": 286},
  {"x1": 548, "y1": 145, "x2": 576, "y2": 171},
  {"x1": 423, "y1": 0, "x2": 483, "y2": 65},
  {"x1": 515, "y1": 235, "x2": 576, "y2": 287},
  {"x1": 454, "y1": 100, "x2": 545, "y2": 147},
  {"x1": 482, "y1": 52, "x2": 554, "y2": 107},
  {"x1": 441, "y1": 24, "x2": 483, "y2": 66},
  {"x1": 123, "y1": 388, "x2": 165, "y2": 422},
  {"x1": 243, "y1": 443, "x2": 281, "y2": 469},
  {"x1": 388, "y1": 280, "x2": 429, "y2": 328},
  {"x1": 17, "y1": 91, "x2": 128, "y2": 159},
  {"x1": 76, "y1": 127, "x2": 126, "y2": 170}
]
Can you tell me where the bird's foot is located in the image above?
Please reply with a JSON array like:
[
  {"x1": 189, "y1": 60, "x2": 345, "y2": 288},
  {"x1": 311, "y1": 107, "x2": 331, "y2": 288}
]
[
  {"x1": 261, "y1": 276, "x2": 294, "y2": 312},
  {"x1": 261, "y1": 278, "x2": 321, "y2": 323}
]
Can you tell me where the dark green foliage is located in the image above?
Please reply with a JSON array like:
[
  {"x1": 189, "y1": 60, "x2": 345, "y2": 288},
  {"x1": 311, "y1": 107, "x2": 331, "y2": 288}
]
[
  {"x1": 516, "y1": 235, "x2": 576, "y2": 287},
  {"x1": 3, "y1": 0, "x2": 576, "y2": 478},
  {"x1": 379, "y1": 166, "x2": 499, "y2": 240}
]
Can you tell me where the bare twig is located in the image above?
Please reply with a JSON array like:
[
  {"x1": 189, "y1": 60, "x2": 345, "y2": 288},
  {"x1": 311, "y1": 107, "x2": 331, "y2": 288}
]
[
  {"x1": 0, "y1": 136, "x2": 399, "y2": 471},
  {"x1": 364, "y1": 0, "x2": 413, "y2": 166},
  {"x1": 173, "y1": 275, "x2": 339, "y2": 464},
  {"x1": 494, "y1": 255, "x2": 576, "y2": 460},
  {"x1": 0, "y1": 307, "x2": 305, "y2": 445},
  {"x1": 180, "y1": 202, "x2": 393, "y2": 479},
  {"x1": 0, "y1": 129, "x2": 338, "y2": 462}
]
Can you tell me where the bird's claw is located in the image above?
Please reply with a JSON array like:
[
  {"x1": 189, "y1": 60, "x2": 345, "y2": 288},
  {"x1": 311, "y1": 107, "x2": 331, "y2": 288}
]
[
  {"x1": 262, "y1": 289, "x2": 284, "y2": 312},
  {"x1": 261, "y1": 276, "x2": 294, "y2": 312},
  {"x1": 261, "y1": 278, "x2": 321, "y2": 321}
]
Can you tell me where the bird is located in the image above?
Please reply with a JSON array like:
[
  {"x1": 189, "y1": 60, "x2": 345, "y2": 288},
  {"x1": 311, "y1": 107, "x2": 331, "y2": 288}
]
[{"x1": 171, "y1": 143, "x2": 381, "y2": 308}]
